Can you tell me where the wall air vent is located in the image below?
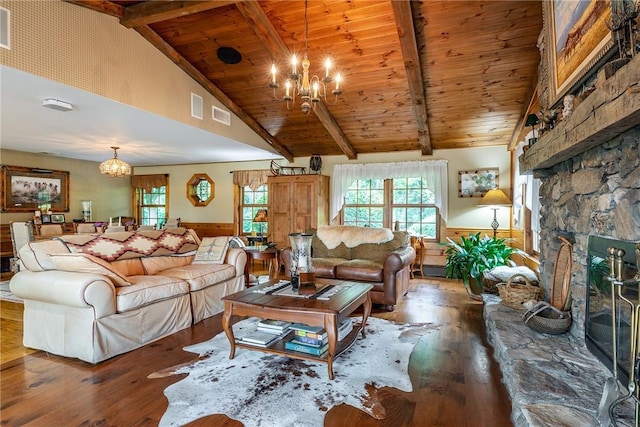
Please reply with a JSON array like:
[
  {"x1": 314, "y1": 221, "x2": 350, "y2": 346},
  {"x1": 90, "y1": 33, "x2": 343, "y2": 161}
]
[
  {"x1": 212, "y1": 106, "x2": 231, "y2": 125},
  {"x1": 0, "y1": 7, "x2": 10, "y2": 50},
  {"x1": 191, "y1": 93, "x2": 203, "y2": 120}
]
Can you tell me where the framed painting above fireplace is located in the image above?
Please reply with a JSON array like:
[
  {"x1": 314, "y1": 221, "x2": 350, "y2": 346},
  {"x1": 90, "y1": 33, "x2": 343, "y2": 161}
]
[{"x1": 544, "y1": 0, "x2": 615, "y2": 107}]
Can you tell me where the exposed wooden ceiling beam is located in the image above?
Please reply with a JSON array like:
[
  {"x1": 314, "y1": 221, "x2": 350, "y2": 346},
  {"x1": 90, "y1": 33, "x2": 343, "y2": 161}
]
[
  {"x1": 120, "y1": 1, "x2": 236, "y2": 29},
  {"x1": 64, "y1": 0, "x2": 125, "y2": 18},
  {"x1": 237, "y1": 1, "x2": 358, "y2": 160},
  {"x1": 508, "y1": 80, "x2": 539, "y2": 151},
  {"x1": 134, "y1": 24, "x2": 294, "y2": 161},
  {"x1": 313, "y1": 103, "x2": 358, "y2": 159},
  {"x1": 391, "y1": 0, "x2": 432, "y2": 156}
]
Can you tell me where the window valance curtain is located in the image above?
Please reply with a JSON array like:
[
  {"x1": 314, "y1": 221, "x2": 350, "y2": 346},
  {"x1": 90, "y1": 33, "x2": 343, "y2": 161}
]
[
  {"x1": 330, "y1": 160, "x2": 448, "y2": 223},
  {"x1": 131, "y1": 174, "x2": 168, "y2": 192},
  {"x1": 232, "y1": 170, "x2": 271, "y2": 191}
]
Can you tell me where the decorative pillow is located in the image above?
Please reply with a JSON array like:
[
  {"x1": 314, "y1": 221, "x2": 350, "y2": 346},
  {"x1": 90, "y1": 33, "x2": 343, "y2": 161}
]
[
  {"x1": 48, "y1": 253, "x2": 131, "y2": 286},
  {"x1": 18, "y1": 240, "x2": 71, "y2": 271},
  {"x1": 193, "y1": 236, "x2": 230, "y2": 264}
]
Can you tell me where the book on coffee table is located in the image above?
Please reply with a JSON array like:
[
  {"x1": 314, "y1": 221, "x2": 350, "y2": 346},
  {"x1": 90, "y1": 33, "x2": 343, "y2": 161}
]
[
  {"x1": 238, "y1": 329, "x2": 288, "y2": 347},
  {"x1": 257, "y1": 319, "x2": 292, "y2": 334},
  {"x1": 285, "y1": 340, "x2": 329, "y2": 356}
]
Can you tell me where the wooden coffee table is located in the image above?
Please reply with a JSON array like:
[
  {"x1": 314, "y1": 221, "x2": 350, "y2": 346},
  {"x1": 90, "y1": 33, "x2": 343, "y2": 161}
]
[{"x1": 221, "y1": 279, "x2": 372, "y2": 380}]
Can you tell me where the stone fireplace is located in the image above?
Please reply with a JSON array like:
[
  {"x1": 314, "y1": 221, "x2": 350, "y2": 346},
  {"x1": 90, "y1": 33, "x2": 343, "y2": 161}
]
[
  {"x1": 535, "y1": 126, "x2": 639, "y2": 343},
  {"x1": 490, "y1": 43, "x2": 640, "y2": 426}
]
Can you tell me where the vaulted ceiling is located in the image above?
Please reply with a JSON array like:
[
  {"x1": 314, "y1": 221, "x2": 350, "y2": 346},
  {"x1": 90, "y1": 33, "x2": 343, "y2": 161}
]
[{"x1": 69, "y1": 0, "x2": 543, "y2": 162}]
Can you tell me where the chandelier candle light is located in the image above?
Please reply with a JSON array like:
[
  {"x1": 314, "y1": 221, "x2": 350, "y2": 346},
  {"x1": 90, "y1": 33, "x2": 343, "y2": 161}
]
[{"x1": 269, "y1": 0, "x2": 342, "y2": 114}]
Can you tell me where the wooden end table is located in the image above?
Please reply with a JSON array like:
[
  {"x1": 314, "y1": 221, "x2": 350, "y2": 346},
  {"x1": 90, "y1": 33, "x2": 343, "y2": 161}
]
[
  {"x1": 221, "y1": 280, "x2": 372, "y2": 379},
  {"x1": 243, "y1": 247, "x2": 280, "y2": 284}
]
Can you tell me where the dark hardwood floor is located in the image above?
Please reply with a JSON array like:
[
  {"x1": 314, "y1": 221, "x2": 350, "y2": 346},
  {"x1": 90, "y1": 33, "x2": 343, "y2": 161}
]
[{"x1": 0, "y1": 268, "x2": 512, "y2": 426}]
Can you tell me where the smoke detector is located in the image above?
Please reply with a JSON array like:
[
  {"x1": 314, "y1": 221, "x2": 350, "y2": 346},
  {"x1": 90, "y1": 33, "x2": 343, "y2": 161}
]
[{"x1": 42, "y1": 98, "x2": 73, "y2": 112}]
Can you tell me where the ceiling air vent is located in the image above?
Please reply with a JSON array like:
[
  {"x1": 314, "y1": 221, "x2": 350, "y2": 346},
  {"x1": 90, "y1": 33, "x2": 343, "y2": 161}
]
[
  {"x1": 191, "y1": 93, "x2": 203, "y2": 120},
  {"x1": 212, "y1": 106, "x2": 231, "y2": 126},
  {"x1": 0, "y1": 7, "x2": 10, "y2": 50}
]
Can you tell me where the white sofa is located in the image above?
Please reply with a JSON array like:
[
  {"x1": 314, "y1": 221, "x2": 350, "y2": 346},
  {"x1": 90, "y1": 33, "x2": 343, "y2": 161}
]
[{"x1": 9, "y1": 229, "x2": 246, "y2": 363}]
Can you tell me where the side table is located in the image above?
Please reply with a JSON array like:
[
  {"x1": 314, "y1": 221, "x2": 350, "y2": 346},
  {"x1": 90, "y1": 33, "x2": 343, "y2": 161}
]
[{"x1": 243, "y1": 247, "x2": 280, "y2": 285}]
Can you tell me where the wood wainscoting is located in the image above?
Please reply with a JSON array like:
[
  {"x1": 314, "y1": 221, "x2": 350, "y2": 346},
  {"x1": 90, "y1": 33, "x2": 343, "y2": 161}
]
[{"x1": 180, "y1": 222, "x2": 235, "y2": 239}]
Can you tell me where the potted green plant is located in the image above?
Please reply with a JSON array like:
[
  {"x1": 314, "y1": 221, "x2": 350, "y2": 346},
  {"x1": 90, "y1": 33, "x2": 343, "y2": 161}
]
[{"x1": 444, "y1": 232, "x2": 520, "y2": 299}]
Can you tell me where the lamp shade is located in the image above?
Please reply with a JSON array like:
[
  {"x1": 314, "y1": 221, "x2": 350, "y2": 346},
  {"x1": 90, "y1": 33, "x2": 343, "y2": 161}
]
[
  {"x1": 478, "y1": 189, "x2": 512, "y2": 206},
  {"x1": 253, "y1": 209, "x2": 268, "y2": 222}
]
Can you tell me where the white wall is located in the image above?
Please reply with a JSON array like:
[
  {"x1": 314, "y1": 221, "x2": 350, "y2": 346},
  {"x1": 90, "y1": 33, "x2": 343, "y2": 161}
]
[{"x1": 136, "y1": 146, "x2": 512, "y2": 229}]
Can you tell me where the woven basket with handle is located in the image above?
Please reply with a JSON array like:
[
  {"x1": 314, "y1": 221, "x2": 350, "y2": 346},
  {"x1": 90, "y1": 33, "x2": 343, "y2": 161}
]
[
  {"x1": 497, "y1": 273, "x2": 543, "y2": 310},
  {"x1": 522, "y1": 301, "x2": 572, "y2": 334}
]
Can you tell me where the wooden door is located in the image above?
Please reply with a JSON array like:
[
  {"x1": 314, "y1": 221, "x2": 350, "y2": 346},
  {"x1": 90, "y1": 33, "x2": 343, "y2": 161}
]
[{"x1": 269, "y1": 179, "x2": 293, "y2": 248}]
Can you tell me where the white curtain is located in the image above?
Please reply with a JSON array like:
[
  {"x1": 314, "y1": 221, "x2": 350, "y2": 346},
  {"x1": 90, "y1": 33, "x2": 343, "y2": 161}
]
[
  {"x1": 330, "y1": 160, "x2": 448, "y2": 223},
  {"x1": 513, "y1": 138, "x2": 528, "y2": 228},
  {"x1": 514, "y1": 135, "x2": 541, "y2": 249}
]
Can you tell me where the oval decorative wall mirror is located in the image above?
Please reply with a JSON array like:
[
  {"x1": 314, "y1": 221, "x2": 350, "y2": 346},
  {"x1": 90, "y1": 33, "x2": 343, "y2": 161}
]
[{"x1": 187, "y1": 173, "x2": 215, "y2": 207}]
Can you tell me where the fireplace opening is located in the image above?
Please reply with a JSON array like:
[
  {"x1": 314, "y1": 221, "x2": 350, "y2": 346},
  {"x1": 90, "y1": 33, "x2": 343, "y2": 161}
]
[{"x1": 585, "y1": 235, "x2": 640, "y2": 388}]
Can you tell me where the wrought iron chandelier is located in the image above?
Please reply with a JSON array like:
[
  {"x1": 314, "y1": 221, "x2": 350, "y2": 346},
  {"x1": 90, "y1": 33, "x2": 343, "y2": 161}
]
[
  {"x1": 269, "y1": 0, "x2": 342, "y2": 114},
  {"x1": 99, "y1": 146, "x2": 131, "y2": 177}
]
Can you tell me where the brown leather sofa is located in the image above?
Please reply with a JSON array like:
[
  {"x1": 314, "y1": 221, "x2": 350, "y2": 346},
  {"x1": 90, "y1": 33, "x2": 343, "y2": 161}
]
[{"x1": 281, "y1": 228, "x2": 415, "y2": 310}]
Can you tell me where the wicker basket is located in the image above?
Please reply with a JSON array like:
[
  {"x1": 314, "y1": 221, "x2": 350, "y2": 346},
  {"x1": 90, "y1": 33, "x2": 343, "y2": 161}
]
[
  {"x1": 523, "y1": 301, "x2": 571, "y2": 334},
  {"x1": 496, "y1": 274, "x2": 543, "y2": 310}
]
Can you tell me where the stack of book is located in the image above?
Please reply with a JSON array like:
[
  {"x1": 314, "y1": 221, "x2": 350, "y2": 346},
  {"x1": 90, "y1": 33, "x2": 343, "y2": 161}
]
[
  {"x1": 237, "y1": 319, "x2": 292, "y2": 347},
  {"x1": 284, "y1": 319, "x2": 353, "y2": 356},
  {"x1": 257, "y1": 319, "x2": 292, "y2": 334}
]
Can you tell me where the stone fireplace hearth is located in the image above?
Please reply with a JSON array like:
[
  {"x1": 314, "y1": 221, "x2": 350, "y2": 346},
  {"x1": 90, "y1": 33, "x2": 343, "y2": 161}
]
[{"x1": 484, "y1": 296, "x2": 635, "y2": 427}]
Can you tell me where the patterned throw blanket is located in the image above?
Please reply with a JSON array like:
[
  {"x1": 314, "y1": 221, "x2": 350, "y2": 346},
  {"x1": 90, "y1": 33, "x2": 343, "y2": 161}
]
[
  {"x1": 57, "y1": 228, "x2": 199, "y2": 262},
  {"x1": 316, "y1": 225, "x2": 394, "y2": 249}
]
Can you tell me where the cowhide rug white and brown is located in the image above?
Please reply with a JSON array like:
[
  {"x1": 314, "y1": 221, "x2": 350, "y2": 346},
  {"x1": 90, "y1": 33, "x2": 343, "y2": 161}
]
[{"x1": 152, "y1": 317, "x2": 435, "y2": 427}]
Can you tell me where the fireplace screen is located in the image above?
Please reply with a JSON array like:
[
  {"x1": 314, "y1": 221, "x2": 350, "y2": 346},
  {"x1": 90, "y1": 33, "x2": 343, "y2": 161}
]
[{"x1": 586, "y1": 235, "x2": 640, "y2": 387}]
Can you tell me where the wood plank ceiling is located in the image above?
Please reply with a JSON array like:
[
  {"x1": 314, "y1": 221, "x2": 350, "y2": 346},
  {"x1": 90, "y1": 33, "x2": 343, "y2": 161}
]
[{"x1": 68, "y1": 0, "x2": 543, "y2": 162}]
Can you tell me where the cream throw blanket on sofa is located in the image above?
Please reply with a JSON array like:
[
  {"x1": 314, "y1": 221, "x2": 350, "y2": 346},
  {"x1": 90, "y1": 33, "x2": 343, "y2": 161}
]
[{"x1": 316, "y1": 226, "x2": 394, "y2": 249}]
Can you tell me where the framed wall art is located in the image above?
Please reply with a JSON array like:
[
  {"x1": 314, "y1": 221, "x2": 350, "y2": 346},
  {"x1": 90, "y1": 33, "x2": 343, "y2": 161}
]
[
  {"x1": 458, "y1": 169, "x2": 499, "y2": 198},
  {"x1": 51, "y1": 213, "x2": 66, "y2": 223},
  {"x1": 1, "y1": 165, "x2": 70, "y2": 212},
  {"x1": 544, "y1": 0, "x2": 614, "y2": 107}
]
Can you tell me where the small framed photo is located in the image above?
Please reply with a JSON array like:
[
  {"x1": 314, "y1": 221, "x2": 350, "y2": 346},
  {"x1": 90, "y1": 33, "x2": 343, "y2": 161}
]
[
  {"x1": 51, "y1": 213, "x2": 66, "y2": 223},
  {"x1": 458, "y1": 169, "x2": 499, "y2": 198},
  {"x1": 41, "y1": 214, "x2": 52, "y2": 224}
]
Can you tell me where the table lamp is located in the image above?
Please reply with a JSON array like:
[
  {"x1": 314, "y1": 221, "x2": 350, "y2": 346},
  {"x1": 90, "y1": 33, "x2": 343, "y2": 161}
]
[
  {"x1": 478, "y1": 189, "x2": 512, "y2": 238},
  {"x1": 253, "y1": 209, "x2": 268, "y2": 236}
]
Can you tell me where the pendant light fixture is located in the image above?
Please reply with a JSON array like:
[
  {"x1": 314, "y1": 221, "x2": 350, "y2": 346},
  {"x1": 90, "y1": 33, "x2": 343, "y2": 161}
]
[{"x1": 99, "y1": 146, "x2": 131, "y2": 177}]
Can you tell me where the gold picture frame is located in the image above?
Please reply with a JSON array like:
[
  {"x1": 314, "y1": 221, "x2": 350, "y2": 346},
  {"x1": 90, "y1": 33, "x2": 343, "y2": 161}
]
[
  {"x1": 1, "y1": 165, "x2": 70, "y2": 212},
  {"x1": 544, "y1": 0, "x2": 614, "y2": 107}
]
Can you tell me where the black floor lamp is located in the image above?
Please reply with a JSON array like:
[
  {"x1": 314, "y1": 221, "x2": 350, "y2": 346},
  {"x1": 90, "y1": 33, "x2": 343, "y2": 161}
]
[{"x1": 478, "y1": 189, "x2": 512, "y2": 238}]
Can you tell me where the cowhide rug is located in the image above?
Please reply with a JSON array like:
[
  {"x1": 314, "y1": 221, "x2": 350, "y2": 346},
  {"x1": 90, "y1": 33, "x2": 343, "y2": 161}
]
[{"x1": 152, "y1": 317, "x2": 435, "y2": 427}]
